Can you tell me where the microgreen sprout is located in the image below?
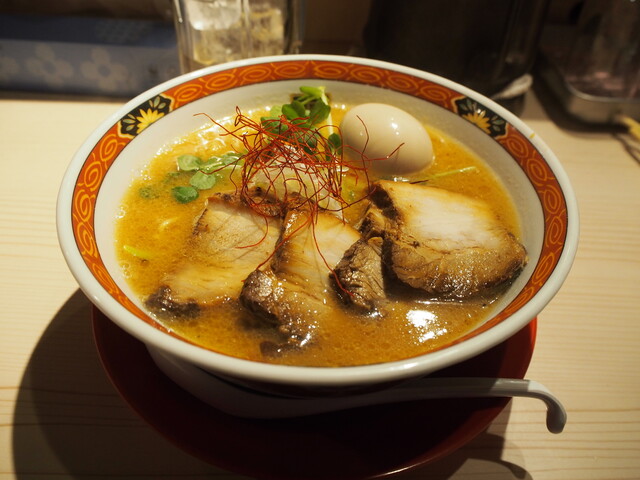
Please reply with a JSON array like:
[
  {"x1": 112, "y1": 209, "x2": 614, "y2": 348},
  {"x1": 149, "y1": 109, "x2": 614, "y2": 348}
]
[
  {"x1": 260, "y1": 85, "x2": 335, "y2": 140},
  {"x1": 172, "y1": 185, "x2": 199, "y2": 203},
  {"x1": 171, "y1": 152, "x2": 243, "y2": 203},
  {"x1": 166, "y1": 87, "x2": 340, "y2": 205}
]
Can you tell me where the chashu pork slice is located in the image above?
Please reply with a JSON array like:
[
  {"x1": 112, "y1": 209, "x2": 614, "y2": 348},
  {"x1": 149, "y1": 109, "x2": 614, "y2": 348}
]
[
  {"x1": 332, "y1": 236, "x2": 387, "y2": 315},
  {"x1": 240, "y1": 207, "x2": 361, "y2": 351},
  {"x1": 146, "y1": 192, "x2": 282, "y2": 318},
  {"x1": 363, "y1": 180, "x2": 527, "y2": 299}
]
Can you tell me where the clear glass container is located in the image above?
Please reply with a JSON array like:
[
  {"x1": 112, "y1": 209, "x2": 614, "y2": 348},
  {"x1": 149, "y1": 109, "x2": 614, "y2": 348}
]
[
  {"x1": 172, "y1": 0, "x2": 301, "y2": 72},
  {"x1": 555, "y1": 0, "x2": 639, "y2": 99},
  {"x1": 538, "y1": 0, "x2": 640, "y2": 124}
]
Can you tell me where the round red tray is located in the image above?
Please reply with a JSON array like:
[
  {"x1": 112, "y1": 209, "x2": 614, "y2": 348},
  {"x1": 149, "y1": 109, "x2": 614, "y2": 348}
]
[{"x1": 93, "y1": 306, "x2": 536, "y2": 480}]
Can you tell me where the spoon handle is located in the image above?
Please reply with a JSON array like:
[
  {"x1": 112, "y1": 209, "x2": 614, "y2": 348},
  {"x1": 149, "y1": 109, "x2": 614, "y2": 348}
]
[
  {"x1": 149, "y1": 347, "x2": 566, "y2": 433},
  {"x1": 392, "y1": 377, "x2": 567, "y2": 433}
]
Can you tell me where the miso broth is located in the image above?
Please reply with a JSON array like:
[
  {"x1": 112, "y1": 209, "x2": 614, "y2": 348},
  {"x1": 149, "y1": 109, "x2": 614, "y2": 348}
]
[{"x1": 115, "y1": 103, "x2": 522, "y2": 367}]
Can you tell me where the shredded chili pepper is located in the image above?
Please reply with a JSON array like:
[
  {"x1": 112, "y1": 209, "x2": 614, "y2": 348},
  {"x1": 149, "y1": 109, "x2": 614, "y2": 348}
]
[
  {"x1": 200, "y1": 107, "x2": 373, "y2": 221},
  {"x1": 197, "y1": 108, "x2": 375, "y2": 295}
]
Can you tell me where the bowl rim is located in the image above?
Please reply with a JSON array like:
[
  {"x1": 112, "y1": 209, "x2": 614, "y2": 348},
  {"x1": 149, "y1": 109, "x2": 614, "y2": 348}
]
[{"x1": 57, "y1": 53, "x2": 579, "y2": 387}]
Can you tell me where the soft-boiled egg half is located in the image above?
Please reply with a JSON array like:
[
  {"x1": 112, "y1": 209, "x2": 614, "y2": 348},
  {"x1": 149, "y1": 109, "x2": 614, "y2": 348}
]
[{"x1": 340, "y1": 103, "x2": 434, "y2": 175}]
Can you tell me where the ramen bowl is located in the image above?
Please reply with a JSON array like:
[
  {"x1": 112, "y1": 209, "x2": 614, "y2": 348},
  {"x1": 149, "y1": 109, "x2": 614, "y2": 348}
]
[{"x1": 57, "y1": 54, "x2": 578, "y2": 400}]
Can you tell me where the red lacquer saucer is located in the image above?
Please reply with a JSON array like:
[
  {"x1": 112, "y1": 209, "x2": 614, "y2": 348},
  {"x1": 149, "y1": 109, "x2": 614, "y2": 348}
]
[{"x1": 92, "y1": 307, "x2": 536, "y2": 480}]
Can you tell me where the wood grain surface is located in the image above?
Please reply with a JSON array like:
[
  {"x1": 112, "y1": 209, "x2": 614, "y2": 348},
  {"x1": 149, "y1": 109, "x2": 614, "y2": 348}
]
[{"x1": 0, "y1": 89, "x2": 638, "y2": 479}]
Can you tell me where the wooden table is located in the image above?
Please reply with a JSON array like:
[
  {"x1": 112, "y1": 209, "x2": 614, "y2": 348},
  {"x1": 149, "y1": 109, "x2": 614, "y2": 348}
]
[{"x1": 1, "y1": 88, "x2": 639, "y2": 479}]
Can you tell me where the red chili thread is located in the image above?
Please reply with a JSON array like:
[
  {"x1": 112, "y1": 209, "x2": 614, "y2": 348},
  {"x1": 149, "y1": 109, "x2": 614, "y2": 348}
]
[{"x1": 195, "y1": 108, "x2": 386, "y2": 297}]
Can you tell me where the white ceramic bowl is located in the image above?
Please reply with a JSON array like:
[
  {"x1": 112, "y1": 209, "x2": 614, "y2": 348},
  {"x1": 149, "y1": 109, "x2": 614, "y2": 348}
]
[{"x1": 57, "y1": 54, "x2": 578, "y2": 394}]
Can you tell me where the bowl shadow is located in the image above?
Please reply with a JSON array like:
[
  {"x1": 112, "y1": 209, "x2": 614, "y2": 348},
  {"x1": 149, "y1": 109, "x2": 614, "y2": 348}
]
[
  {"x1": 11, "y1": 289, "x2": 223, "y2": 479},
  {"x1": 395, "y1": 402, "x2": 532, "y2": 480},
  {"x1": 12, "y1": 289, "x2": 532, "y2": 480}
]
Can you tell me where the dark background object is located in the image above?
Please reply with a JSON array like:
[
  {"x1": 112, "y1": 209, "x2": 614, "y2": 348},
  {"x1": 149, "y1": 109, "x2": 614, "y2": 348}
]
[
  {"x1": 537, "y1": 0, "x2": 640, "y2": 124},
  {"x1": 363, "y1": 0, "x2": 549, "y2": 109}
]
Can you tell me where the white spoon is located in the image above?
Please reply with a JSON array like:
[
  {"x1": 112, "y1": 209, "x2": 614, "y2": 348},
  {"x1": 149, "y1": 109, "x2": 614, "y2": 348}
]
[{"x1": 149, "y1": 347, "x2": 567, "y2": 433}]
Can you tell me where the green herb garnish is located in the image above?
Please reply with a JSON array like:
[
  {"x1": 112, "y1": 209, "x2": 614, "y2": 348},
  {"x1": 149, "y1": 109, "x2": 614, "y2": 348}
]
[
  {"x1": 260, "y1": 85, "x2": 334, "y2": 137},
  {"x1": 170, "y1": 152, "x2": 243, "y2": 203},
  {"x1": 166, "y1": 87, "x2": 340, "y2": 205},
  {"x1": 327, "y1": 132, "x2": 342, "y2": 154},
  {"x1": 138, "y1": 185, "x2": 159, "y2": 199},
  {"x1": 199, "y1": 152, "x2": 243, "y2": 173},
  {"x1": 190, "y1": 170, "x2": 219, "y2": 190},
  {"x1": 172, "y1": 185, "x2": 199, "y2": 203},
  {"x1": 176, "y1": 154, "x2": 202, "y2": 171}
]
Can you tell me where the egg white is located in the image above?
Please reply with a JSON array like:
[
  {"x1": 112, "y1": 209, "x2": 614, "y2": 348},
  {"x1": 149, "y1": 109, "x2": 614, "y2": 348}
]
[{"x1": 340, "y1": 103, "x2": 434, "y2": 175}]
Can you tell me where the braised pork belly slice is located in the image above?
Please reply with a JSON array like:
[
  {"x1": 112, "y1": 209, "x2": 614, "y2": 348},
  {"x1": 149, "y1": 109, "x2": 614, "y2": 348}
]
[
  {"x1": 333, "y1": 236, "x2": 387, "y2": 315},
  {"x1": 240, "y1": 208, "x2": 361, "y2": 352},
  {"x1": 364, "y1": 180, "x2": 527, "y2": 299},
  {"x1": 146, "y1": 192, "x2": 282, "y2": 318}
]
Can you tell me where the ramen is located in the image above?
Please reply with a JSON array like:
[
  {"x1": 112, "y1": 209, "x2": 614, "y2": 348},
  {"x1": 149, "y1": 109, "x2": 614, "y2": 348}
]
[{"x1": 114, "y1": 87, "x2": 526, "y2": 367}]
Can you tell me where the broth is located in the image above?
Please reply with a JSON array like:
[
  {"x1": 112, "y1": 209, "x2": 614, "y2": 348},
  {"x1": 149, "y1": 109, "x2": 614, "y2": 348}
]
[{"x1": 115, "y1": 103, "x2": 522, "y2": 367}]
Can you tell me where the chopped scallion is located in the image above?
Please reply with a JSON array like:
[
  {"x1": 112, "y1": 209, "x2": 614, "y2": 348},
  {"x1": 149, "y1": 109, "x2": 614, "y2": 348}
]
[{"x1": 123, "y1": 244, "x2": 154, "y2": 260}]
